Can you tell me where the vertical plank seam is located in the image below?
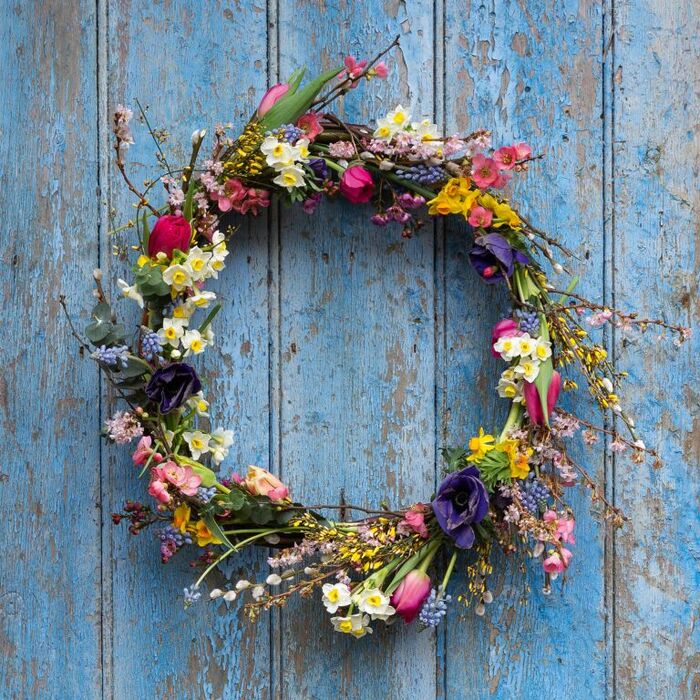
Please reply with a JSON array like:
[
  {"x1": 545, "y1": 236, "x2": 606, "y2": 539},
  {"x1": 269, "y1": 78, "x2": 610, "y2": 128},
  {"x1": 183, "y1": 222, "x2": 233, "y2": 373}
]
[
  {"x1": 96, "y1": 0, "x2": 112, "y2": 697},
  {"x1": 433, "y1": 1, "x2": 447, "y2": 697},
  {"x1": 267, "y1": 0, "x2": 282, "y2": 697},
  {"x1": 601, "y1": 1, "x2": 617, "y2": 697}
]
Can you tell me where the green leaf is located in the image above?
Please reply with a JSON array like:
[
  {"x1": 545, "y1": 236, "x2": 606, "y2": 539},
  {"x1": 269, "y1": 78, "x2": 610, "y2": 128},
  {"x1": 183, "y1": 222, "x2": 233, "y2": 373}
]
[
  {"x1": 93, "y1": 302, "x2": 113, "y2": 321},
  {"x1": 119, "y1": 357, "x2": 150, "y2": 379},
  {"x1": 441, "y1": 447, "x2": 468, "y2": 472},
  {"x1": 250, "y1": 504, "x2": 273, "y2": 525},
  {"x1": 224, "y1": 488, "x2": 248, "y2": 511},
  {"x1": 85, "y1": 320, "x2": 112, "y2": 344},
  {"x1": 286, "y1": 67, "x2": 306, "y2": 94},
  {"x1": 189, "y1": 463, "x2": 217, "y2": 487},
  {"x1": 141, "y1": 209, "x2": 150, "y2": 252},
  {"x1": 259, "y1": 66, "x2": 343, "y2": 129},
  {"x1": 135, "y1": 265, "x2": 170, "y2": 300},
  {"x1": 202, "y1": 515, "x2": 236, "y2": 550},
  {"x1": 534, "y1": 313, "x2": 554, "y2": 425}
]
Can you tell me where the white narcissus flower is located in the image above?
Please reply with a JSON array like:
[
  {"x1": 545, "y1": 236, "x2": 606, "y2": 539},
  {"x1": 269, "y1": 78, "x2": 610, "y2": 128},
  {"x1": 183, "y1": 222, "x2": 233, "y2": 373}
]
[
  {"x1": 493, "y1": 335, "x2": 520, "y2": 361},
  {"x1": 354, "y1": 588, "x2": 395, "y2": 621},
  {"x1": 158, "y1": 318, "x2": 185, "y2": 348},
  {"x1": 516, "y1": 333, "x2": 536, "y2": 357},
  {"x1": 117, "y1": 279, "x2": 144, "y2": 308},
  {"x1": 515, "y1": 359, "x2": 541, "y2": 383},
  {"x1": 321, "y1": 583, "x2": 352, "y2": 613},
  {"x1": 330, "y1": 613, "x2": 372, "y2": 638},
  {"x1": 210, "y1": 427, "x2": 234, "y2": 465},
  {"x1": 162, "y1": 263, "x2": 193, "y2": 292},
  {"x1": 186, "y1": 246, "x2": 212, "y2": 281},
  {"x1": 188, "y1": 290, "x2": 217, "y2": 310},
  {"x1": 183, "y1": 430, "x2": 211, "y2": 459},
  {"x1": 182, "y1": 329, "x2": 207, "y2": 356},
  {"x1": 261, "y1": 136, "x2": 295, "y2": 170},
  {"x1": 534, "y1": 337, "x2": 552, "y2": 361},
  {"x1": 411, "y1": 118, "x2": 440, "y2": 141},
  {"x1": 273, "y1": 165, "x2": 306, "y2": 191},
  {"x1": 170, "y1": 302, "x2": 193, "y2": 325},
  {"x1": 385, "y1": 104, "x2": 411, "y2": 129},
  {"x1": 188, "y1": 392, "x2": 210, "y2": 417},
  {"x1": 373, "y1": 117, "x2": 395, "y2": 140}
]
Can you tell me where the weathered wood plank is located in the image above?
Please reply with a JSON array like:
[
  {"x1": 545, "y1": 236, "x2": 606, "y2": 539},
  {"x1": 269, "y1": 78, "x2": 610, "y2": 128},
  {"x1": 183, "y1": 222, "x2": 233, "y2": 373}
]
[
  {"x1": 104, "y1": 2, "x2": 272, "y2": 698},
  {"x1": 442, "y1": 1, "x2": 608, "y2": 698},
  {"x1": 610, "y1": 2, "x2": 700, "y2": 698},
  {"x1": 274, "y1": 4, "x2": 439, "y2": 698},
  {"x1": 0, "y1": 3, "x2": 102, "y2": 698}
]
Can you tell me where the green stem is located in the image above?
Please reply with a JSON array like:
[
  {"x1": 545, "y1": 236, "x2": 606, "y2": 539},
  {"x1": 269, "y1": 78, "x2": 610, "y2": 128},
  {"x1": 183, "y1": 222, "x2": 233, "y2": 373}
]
[
  {"x1": 440, "y1": 551, "x2": 458, "y2": 591},
  {"x1": 498, "y1": 402, "x2": 523, "y2": 441}
]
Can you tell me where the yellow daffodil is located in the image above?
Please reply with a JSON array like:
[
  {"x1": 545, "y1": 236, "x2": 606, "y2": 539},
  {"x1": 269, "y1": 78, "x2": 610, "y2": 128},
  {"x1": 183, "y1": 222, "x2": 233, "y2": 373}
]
[
  {"x1": 467, "y1": 427, "x2": 496, "y2": 462},
  {"x1": 509, "y1": 448, "x2": 533, "y2": 480},
  {"x1": 172, "y1": 503, "x2": 191, "y2": 534},
  {"x1": 194, "y1": 520, "x2": 223, "y2": 547},
  {"x1": 479, "y1": 193, "x2": 522, "y2": 229}
]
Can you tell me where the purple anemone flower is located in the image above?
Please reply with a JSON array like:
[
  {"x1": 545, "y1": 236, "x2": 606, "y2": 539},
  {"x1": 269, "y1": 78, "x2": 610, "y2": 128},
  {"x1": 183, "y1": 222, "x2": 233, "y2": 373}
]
[
  {"x1": 431, "y1": 466, "x2": 489, "y2": 548},
  {"x1": 469, "y1": 233, "x2": 528, "y2": 283},
  {"x1": 145, "y1": 362, "x2": 201, "y2": 414}
]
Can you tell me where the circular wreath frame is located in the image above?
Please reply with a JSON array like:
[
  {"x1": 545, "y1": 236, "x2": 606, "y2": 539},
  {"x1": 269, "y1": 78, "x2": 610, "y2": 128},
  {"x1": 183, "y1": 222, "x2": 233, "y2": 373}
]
[{"x1": 69, "y1": 40, "x2": 688, "y2": 638}]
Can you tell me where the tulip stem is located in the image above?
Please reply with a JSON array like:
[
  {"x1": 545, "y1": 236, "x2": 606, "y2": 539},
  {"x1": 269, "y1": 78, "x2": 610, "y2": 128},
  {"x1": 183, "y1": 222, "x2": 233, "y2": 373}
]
[
  {"x1": 441, "y1": 551, "x2": 458, "y2": 592},
  {"x1": 498, "y1": 402, "x2": 523, "y2": 442}
]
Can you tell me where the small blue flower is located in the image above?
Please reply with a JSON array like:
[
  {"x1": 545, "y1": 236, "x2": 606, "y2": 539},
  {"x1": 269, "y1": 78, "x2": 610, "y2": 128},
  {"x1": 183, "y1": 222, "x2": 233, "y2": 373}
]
[
  {"x1": 183, "y1": 586, "x2": 201, "y2": 607},
  {"x1": 92, "y1": 344, "x2": 130, "y2": 368},
  {"x1": 141, "y1": 329, "x2": 162, "y2": 361},
  {"x1": 418, "y1": 588, "x2": 452, "y2": 628}
]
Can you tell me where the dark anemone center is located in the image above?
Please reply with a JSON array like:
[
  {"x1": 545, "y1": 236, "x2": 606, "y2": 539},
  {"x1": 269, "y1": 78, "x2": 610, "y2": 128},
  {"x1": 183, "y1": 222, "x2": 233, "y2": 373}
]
[{"x1": 453, "y1": 490, "x2": 470, "y2": 508}]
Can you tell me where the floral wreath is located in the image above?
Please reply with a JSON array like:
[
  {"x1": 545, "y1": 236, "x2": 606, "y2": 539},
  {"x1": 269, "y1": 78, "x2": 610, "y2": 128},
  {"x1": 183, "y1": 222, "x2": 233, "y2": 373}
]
[{"x1": 65, "y1": 40, "x2": 689, "y2": 639}]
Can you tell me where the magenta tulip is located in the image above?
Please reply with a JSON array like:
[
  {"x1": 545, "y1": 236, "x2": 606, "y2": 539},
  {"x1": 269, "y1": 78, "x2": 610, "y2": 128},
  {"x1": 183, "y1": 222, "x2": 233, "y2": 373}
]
[
  {"x1": 148, "y1": 215, "x2": 192, "y2": 258},
  {"x1": 490, "y1": 318, "x2": 519, "y2": 358},
  {"x1": 257, "y1": 83, "x2": 290, "y2": 117},
  {"x1": 523, "y1": 370, "x2": 562, "y2": 425},
  {"x1": 339, "y1": 165, "x2": 374, "y2": 204},
  {"x1": 390, "y1": 570, "x2": 431, "y2": 623}
]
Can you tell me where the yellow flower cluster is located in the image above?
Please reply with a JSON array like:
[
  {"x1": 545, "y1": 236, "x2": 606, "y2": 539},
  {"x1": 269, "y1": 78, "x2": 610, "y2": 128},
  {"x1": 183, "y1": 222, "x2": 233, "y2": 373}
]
[
  {"x1": 224, "y1": 122, "x2": 266, "y2": 176},
  {"x1": 426, "y1": 178, "x2": 522, "y2": 229},
  {"x1": 172, "y1": 504, "x2": 222, "y2": 546}
]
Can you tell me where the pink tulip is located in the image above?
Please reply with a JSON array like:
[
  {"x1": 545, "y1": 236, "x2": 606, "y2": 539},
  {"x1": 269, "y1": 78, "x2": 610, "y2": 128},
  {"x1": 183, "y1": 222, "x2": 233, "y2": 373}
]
[
  {"x1": 257, "y1": 83, "x2": 289, "y2": 117},
  {"x1": 491, "y1": 318, "x2": 519, "y2": 358},
  {"x1": 148, "y1": 215, "x2": 192, "y2": 258},
  {"x1": 339, "y1": 165, "x2": 374, "y2": 204},
  {"x1": 390, "y1": 570, "x2": 431, "y2": 623},
  {"x1": 243, "y1": 466, "x2": 289, "y2": 502},
  {"x1": 523, "y1": 370, "x2": 561, "y2": 425}
]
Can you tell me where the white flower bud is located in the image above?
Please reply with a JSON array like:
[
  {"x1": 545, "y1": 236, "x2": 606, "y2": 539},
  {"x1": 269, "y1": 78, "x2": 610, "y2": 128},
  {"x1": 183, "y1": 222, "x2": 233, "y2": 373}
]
[
  {"x1": 633, "y1": 439, "x2": 646, "y2": 450},
  {"x1": 475, "y1": 602, "x2": 486, "y2": 616},
  {"x1": 209, "y1": 588, "x2": 223, "y2": 599},
  {"x1": 533, "y1": 542, "x2": 545, "y2": 558},
  {"x1": 482, "y1": 591, "x2": 494, "y2": 604},
  {"x1": 223, "y1": 590, "x2": 237, "y2": 602},
  {"x1": 303, "y1": 567, "x2": 318, "y2": 576},
  {"x1": 612, "y1": 404, "x2": 622, "y2": 414},
  {"x1": 266, "y1": 574, "x2": 282, "y2": 586},
  {"x1": 338, "y1": 159, "x2": 349, "y2": 168},
  {"x1": 191, "y1": 128, "x2": 206, "y2": 145},
  {"x1": 553, "y1": 263, "x2": 564, "y2": 274},
  {"x1": 264, "y1": 533, "x2": 281, "y2": 545},
  {"x1": 378, "y1": 160, "x2": 394, "y2": 171},
  {"x1": 601, "y1": 377, "x2": 614, "y2": 393},
  {"x1": 360, "y1": 151, "x2": 374, "y2": 160},
  {"x1": 235, "y1": 580, "x2": 251, "y2": 591},
  {"x1": 445, "y1": 162, "x2": 462, "y2": 175},
  {"x1": 93, "y1": 268, "x2": 103, "y2": 281},
  {"x1": 170, "y1": 350, "x2": 182, "y2": 359},
  {"x1": 252, "y1": 585, "x2": 265, "y2": 599}
]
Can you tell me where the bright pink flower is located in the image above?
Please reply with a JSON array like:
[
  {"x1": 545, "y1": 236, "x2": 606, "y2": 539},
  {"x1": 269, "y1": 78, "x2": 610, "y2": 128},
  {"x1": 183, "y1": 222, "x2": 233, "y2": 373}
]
[
  {"x1": 297, "y1": 112, "x2": 324, "y2": 141},
  {"x1": 494, "y1": 146, "x2": 518, "y2": 170},
  {"x1": 471, "y1": 154, "x2": 500, "y2": 188},
  {"x1": 148, "y1": 479, "x2": 170, "y2": 504},
  {"x1": 390, "y1": 570, "x2": 431, "y2": 623},
  {"x1": 339, "y1": 166, "x2": 374, "y2": 204},
  {"x1": 257, "y1": 82, "x2": 289, "y2": 117},
  {"x1": 148, "y1": 215, "x2": 192, "y2": 258},
  {"x1": 400, "y1": 504, "x2": 430, "y2": 538},
  {"x1": 211, "y1": 178, "x2": 270, "y2": 216},
  {"x1": 491, "y1": 171, "x2": 512, "y2": 188},
  {"x1": 514, "y1": 142, "x2": 532, "y2": 160},
  {"x1": 523, "y1": 371, "x2": 562, "y2": 425},
  {"x1": 243, "y1": 466, "x2": 289, "y2": 501},
  {"x1": 341, "y1": 55, "x2": 367, "y2": 80},
  {"x1": 160, "y1": 460, "x2": 202, "y2": 497},
  {"x1": 545, "y1": 512, "x2": 576, "y2": 544},
  {"x1": 373, "y1": 61, "x2": 389, "y2": 79},
  {"x1": 132, "y1": 435, "x2": 163, "y2": 466},
  {"x1": 543, "y1": 547, "x2": 573, "y2": 574},
  {"x1": 491, "y1": 318, "x2": 519, "y2": 358},
  {"x1": 468, "y1": 205, "x2": 494, "y2": 228},
  {"x1": 239, "y1": 188, "x2": 271, "y2": 216}
]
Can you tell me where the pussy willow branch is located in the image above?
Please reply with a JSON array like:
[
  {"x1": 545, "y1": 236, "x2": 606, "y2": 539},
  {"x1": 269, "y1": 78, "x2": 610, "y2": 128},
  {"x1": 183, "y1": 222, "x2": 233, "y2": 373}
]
[{"x1": 114, "y1": 141, "x2": 159, "y2": 216}]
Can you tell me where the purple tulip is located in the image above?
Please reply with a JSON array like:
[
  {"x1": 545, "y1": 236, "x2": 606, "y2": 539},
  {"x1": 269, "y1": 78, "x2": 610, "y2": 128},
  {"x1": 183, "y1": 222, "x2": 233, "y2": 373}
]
[
  {"x1": 390, "y1": 570, "x2": 431, "y2": 623},
  {"x1": 432, "y1": 466, "x2": 489, "y2": 548},
  {"x1": 469, "y1": 233, "x2": 528, "y2": 283},
  {"x1": 145, "y1": 362, "x2": 201, "y2": 414}
]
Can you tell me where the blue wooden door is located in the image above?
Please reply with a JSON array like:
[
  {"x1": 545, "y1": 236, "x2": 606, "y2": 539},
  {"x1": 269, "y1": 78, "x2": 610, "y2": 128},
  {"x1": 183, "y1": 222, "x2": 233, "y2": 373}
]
[{"x1": 1, "y1": 1, "x2": 698, "y2": 698}]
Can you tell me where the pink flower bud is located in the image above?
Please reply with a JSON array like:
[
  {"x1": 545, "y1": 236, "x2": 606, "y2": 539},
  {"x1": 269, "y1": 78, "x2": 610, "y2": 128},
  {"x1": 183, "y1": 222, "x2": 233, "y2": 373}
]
[
  {"x1": 543, "y1": 547, "x2": 573, "y2": 574},
  {"x1": 148, "y1": 214, "x2": 192, "y2": 258},
  {"x1": 390, "y1": 570, "x2": 431, "y2": 623},
  {"x1": 257, "y1": 83, "x2": 290, "y2": 117},
  {"x1": 523, "y1": 370, "x2": 561, "y2": 425},
  {"x1": 339, "y1": 165, "x2": 374, "y2": 204}
]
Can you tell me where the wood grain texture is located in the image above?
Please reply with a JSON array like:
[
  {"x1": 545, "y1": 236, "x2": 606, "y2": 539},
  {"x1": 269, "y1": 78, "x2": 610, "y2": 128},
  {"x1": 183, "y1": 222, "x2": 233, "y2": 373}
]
[
  {"x1": 443, "y1": 2, "x2": 608, "y2": 698},
  {"x1": 1, "y1": 0, "x2": 698, "y2": 698},
  {"x1": 610, "y1": 1, "x2": 700, "y2": 698},
  {"x1": 274, "y1": 3, "x2": 439, "y2": 698},
  {"x1": 0, "y1": 2, "x2": 102, "y2": 699},
  {"x1": 104, "y1": 2, "x2": 272, "y2": 698}
]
